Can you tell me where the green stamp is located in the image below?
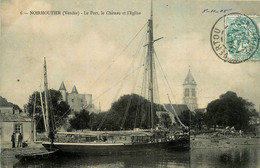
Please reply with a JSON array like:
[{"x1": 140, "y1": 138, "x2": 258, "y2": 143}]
[
  {"x1": 225, "y1": 14, "x2": 259, "y2": 62},
  {"x1": 211, "y1": 13, "x2": 260, "y2": 63}
]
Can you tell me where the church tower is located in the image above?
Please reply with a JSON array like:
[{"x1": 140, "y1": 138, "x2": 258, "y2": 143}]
[
  {"x1": 59, "y1": 81, "x2": 67, "y2": 102},
  {"x1": 183, "y1": 68, "x2": 198, "y2": 111}
]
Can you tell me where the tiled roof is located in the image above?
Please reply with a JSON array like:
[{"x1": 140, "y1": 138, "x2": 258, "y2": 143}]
[
  {"x1": 164, "y1": 104, "x2": 189, "y2": 116},
  {"x1": 0, "y1": 113, "x2": 31, "y2": 122}
]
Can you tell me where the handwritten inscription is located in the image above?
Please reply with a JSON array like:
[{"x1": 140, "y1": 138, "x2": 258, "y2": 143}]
[{"x1": 202, "y1": 9, "x2": 232, "y2": 14}]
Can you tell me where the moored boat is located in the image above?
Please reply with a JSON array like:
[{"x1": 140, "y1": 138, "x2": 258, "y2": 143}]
[
  {"x1": 42, "y1": 130, "x2": 189, "y2": 155},
  {"x1": 15, "y1": 149, "x2": 58, "y2": 161},
  {"x1": 41, "y1": 0, "x2": 190, "y2": 155}
]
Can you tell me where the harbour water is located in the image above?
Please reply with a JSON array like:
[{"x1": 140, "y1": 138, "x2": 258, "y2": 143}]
[
  {"x1": 1, "y1": 145, "x2": 260, "y2": 168},
  {"x1": 191, "y1": 145, "x2": 260, "y2": 168}
]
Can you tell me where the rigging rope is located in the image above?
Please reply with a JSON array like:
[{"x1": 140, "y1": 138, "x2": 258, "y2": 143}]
[
  {"x1": 96, "y1": 65, "x2": 143, "y2": 130},
  {"x1": 55, "y1": 107, "x2": 71, "y2": 126},
  {"x1": 165, "y1": 95, "x2": 188, "y2": 129},
  {"x1": 134, "y1": 39, "x2": 148, "y2": 128},
  {"x1": 120, "y1": 56, "x2": 144, "y2": 129},
  {"x1": 39, "y1": 86, "x2": 48, "y2": 134},
  {"x1": 88, "y1": 21, "x2": 148, "y2": 90},
  {"x1": 120, "y1": 30, "x2": 148, "y2": 129},
  {"x1": 48, "y1": 90, "x2": 56, "y2": 131},
  {"x1": 141, "y1": 26, "x2": 149, "y2": 100},
  {"x1": 93, "y1": 61, "x2": 144, "y2": 103},
  {"x1": 153, "y1": 49, "x2": 188, "y2": 128},
  {"x1": 138, "y1": 27, "x2": 150, "y2": 128},
  {"x1": 152, "y1": 47, "x2": 160, "y2": 105},
  {"x1": 97, "y1": 24, "x2": 148, "y2": 130},
  {"x1": 93, "y1": 23, "x2": 148, "y2": 103}
]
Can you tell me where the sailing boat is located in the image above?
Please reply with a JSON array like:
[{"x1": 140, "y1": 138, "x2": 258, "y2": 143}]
[{"x1": 42, "y1": 2, "x2": 190, "y2": 155}]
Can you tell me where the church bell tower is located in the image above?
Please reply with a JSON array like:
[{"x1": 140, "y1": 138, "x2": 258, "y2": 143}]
[{"x1": 183, "y1": 68, "x2": 198, "y2": 111}]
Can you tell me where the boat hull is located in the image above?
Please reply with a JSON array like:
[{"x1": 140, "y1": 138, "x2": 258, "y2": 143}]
[
  {"x1": 15, "y1": 150, "x2": 58, "y2": 161},
  {"x1": 42, "y1": 138, "x2": 189, "y2": 155}
]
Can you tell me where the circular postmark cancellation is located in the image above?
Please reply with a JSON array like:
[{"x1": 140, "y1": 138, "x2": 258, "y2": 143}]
[{"x1": 210, "y1": 13, "x2": 259, "y2": 63}]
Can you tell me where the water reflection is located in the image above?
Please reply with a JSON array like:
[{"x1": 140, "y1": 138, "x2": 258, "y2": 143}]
[
  {"x1": 2, "y1": 146, "x2": 260, "y2": 168},
  {"x1": 191, "y1": 146, "x2": 260, "y2": 168},
  {"x1": 12, "y1": 150, "x2": 190, "y2": 168}
]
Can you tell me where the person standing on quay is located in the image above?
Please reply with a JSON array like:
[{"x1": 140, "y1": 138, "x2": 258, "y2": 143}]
[
  {"x1": 17, "y1": 133, "x2": 23, "y2": 148},
  {"x1": 11, "y1": 133, "x2": 16, "y2": 148}
]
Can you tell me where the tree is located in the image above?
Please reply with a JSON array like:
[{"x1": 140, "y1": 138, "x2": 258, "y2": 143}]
[
  {"x1": 160, "y1": 113, "x2": 172, "y2": 128},
  {"x1": 69, "y1": 109, "x2": 90, "y2": 131},
  {"x1": 27, "y1": 89, "x2": 70, "y2": 132},
  {"x1": 179, "y1": 110, "x2": 195, "y2": 127},
  {"x1": 206, "y1": 91, "x2": 256, "y2": 130},
  {"x1": 89, "y1": 112, "x2": 106, "y2": 131},
  {"x1": 194, "y1": 111, "x2": 205, "y2": 130},
  {"x1": 93, "y1": 94, "x2": 161, "y2": 131}
]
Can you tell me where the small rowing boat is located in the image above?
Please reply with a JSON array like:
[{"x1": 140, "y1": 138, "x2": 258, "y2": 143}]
[{"x1": 15, "y1": 149, "x2": 58, "y2": 161}]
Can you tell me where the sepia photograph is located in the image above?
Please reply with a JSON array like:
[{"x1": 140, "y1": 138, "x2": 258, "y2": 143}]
[{"x1": 0, "y1": 0, "x2": 260, "y2": 167}]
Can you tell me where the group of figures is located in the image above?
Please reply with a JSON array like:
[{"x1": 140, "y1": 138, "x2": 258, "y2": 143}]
[{"x1": 11, "y1": 132, "x2": 23, "y2": 148}]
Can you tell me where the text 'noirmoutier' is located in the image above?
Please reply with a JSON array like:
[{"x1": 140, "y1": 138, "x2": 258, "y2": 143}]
[{"x1": 26, "y1": 10, "x2": 141, "y2": 16}]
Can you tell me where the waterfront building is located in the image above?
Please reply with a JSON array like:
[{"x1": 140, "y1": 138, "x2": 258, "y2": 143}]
[
  {"x1": 0, "y1": 110, "x2": 35, "y2": 148},
  {"x1": 183, "y1": 68, "x2": 198, "y2": 112}
]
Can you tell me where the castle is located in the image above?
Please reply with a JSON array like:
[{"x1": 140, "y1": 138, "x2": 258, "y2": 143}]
[
  {"x1": 183, "y1": 68, "x2": 198, "y2": 111},
  {"x1": 59, "y1": 82, "x2": 93, "y2": 112}
]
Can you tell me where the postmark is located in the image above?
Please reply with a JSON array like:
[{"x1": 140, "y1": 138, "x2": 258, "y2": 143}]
[{"x1": 210, "y1": 13, "x2": 259, "y2": 63}]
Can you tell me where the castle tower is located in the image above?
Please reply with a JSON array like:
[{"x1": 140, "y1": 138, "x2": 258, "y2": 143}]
[
  {"x1": 183, "y1": 68, "x2": 198, "y2": 111},
  {"x1": 71, "y1": 85, "x2": 78, "y2": 94},
  {"x1": 59, "y1": 81, "x2": 67, "y2": 102}
]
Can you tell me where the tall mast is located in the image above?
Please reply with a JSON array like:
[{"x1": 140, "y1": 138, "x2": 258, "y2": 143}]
[
  {"x1": 148, "y1": 0, "x2": 154, "y2": 129},
  {"x1": 43, "y1": 57, "x2": 50, "y2": 135},
  {"x1": 40, "y1": 89, "x2": 48, "y2": 135}
]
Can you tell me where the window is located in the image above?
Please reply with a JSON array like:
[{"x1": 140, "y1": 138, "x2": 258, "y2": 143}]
[
  {"x1": 192, "y1": 88, "x2": 196, "y2": 97},
  {"x1": 185, "y1": 88, "x2": 189, "y2": 97},
  {"x1": 72, "y1": 99, "x2": 74, "y2": 102},
  {"x1": 14, "y1": 124, "x2": 23, "y2": 133}
]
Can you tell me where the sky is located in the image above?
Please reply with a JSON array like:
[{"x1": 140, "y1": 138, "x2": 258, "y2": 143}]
[{"x1": 0, "y1": 0, "x2": 260, "y2": 111}]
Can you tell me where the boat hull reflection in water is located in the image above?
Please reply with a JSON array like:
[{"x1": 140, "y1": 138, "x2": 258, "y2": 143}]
[
  {"x1": 42, "y1": 136, "x2": 189, "y2": 155},
  {"x1": 13, "y1": 149, "x2": 190, "y2": 168}
]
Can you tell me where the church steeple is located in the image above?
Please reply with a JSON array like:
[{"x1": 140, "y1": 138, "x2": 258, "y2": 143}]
[
  {"x1": 183, "y1": 68, "x2": 196, "y2": 85},
  {"x1": 71, "y1": 85, "x2": 78, "y2": 94},
  {"x1": 183, "y1": 67, "x2": 198, "y2": 111}
]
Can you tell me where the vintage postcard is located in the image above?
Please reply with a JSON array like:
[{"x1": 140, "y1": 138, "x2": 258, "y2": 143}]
[{"x1": 1, "y1": 0, "x2": 259, "y2": 167}]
